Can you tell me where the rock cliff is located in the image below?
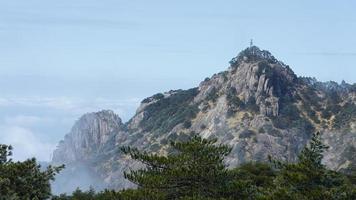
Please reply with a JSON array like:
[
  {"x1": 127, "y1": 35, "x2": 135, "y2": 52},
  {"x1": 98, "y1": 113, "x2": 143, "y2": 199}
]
[
  {"x1": 52, "y1": 46, "x2": 356, "y2": 192},
  {"x1": 53, "y1": 110, "x2": 125, "y2": 164}
]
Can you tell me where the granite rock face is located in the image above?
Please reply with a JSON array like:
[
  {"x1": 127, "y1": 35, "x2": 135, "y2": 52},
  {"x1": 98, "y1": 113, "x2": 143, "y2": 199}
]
[
  {"x1": 52, "y1": 110, "x2": 125, "y2": 164},
  {"x1": 52, "y1": 46, "x2": 356, "y2": 192}
]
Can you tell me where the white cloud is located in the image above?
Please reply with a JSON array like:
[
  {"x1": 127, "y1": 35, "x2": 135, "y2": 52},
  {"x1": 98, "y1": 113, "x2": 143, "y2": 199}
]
[
  {"x1": 0, "y1": 96, "x2": 141, "y2": 162},
  {"x1": 0, "y1": 126, "x2": 56, "y2": 162},
  {"x1": 4, "y1": 115, "x2": 44, "y2": 127},
  {"x1": 0, "y1": 96, "x2": 140, "y2": 120}
]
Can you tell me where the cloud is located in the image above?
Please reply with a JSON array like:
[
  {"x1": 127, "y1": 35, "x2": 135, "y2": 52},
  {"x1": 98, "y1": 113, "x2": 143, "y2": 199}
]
[
  {"x1": 0, "y1": 125, "x2": 56, "y2": 162},
  {"x1": 0, "y1": 96, "x2": 141, "y2": 162},
  {"x1": 0, "y1": 96, "x2": 140, "y2": 121},
  {"x1": 4, "y1": 115, "x2": 43, "y2": 127}
]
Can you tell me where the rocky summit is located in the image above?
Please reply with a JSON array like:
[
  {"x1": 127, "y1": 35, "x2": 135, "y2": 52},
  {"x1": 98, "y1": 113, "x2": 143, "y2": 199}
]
[{"x1": 52, "y1": 46, "x2": 356, "y2": 191}]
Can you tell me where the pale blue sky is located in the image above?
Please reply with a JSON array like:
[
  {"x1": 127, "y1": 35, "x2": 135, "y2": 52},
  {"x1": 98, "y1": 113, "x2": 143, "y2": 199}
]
[{"x1": 0, "y1": 0, "x2": 355, "y2": 161}]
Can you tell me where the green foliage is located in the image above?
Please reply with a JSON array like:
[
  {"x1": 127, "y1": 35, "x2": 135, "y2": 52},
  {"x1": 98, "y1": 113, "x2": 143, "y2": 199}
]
[
  {"x1": 230, "y1": 47, "x2": 278, "y2": 66},
  {"x1": 298, "y1": 86, "x2": 344, "y2": 124},
  {"x1": 267, "y1": 132, "x2": 356, "y2": 199},
  {"x1": 273, "y1": 103, "x2": 300, "y2": 129},
  {"x1": 272, "y1": 99, "x2": 314, "y2": 133},
  {"x1": 54, "y1": 132, "x2": 356, "y2": 199},
  {"x1": 298, "y1": 132, "x2": 329, "y2": 169},
  {"x1": 120, "y1": 135, "x2": 232, "y2": 199},
  {"x1": 70, "y1": 187, "x2": 96, "y2": 199},
  {"x1": 141, "y1": 93, "x2": 165, "y2": 103},
  {"x1": 221, "y1": 71, "x2": 229, "y2": 82},
  {"x1": 140, "y1": 88, "x2": 199, "y2": 134},
  {"x1": 0, "y1": 144, "x2": 64, "y2": 200},
  {"x1": 262, "y1": 67, "x2": 296, "y2": 98},
  {"x1": 257, "y1": 61, "x2": 273, "y2": 78},
  {"x1": 224, "y1": 162, "x2": 276, "y2": 199},
  {"x1": 52, "y1": 188, "x2": 123, "y2": 200},
  {"x1": 206, "y1": 87, "x2": 219, "y2": 103},
  {"x1": 300, "y1": 87, "x2": 323, "y2": 111}
]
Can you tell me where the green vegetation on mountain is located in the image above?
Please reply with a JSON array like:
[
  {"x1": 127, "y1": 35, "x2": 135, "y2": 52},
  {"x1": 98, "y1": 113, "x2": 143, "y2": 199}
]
[
  {"x1": 141, "y1": 93, "x2": 165, "y2": 103},
  {"x1": 140, "y1": 88, "x2": 199, "y2": 134},
  {"x1": 272, "y1": 99, "x2": 314, "y2": 133}
]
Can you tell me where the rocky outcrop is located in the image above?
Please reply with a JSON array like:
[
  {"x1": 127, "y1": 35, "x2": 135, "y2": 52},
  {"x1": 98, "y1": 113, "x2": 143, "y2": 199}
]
[
  {"x1": 52, "y1": 110, "x2": 125, "y2": 164},
  {"x1": 52, "y1": 46, "x2": 356, "y2": 192}
]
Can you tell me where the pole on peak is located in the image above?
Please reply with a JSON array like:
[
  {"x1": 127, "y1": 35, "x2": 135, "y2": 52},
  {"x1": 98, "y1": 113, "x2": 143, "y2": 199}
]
[{"x1": 250, "y1": 39, "x2": 253, "y2": 47}]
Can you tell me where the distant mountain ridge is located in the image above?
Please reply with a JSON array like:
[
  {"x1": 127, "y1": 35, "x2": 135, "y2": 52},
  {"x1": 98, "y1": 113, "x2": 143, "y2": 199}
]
[{"x1": 52, "y1": 46, "x2": 356, "y2": 192}]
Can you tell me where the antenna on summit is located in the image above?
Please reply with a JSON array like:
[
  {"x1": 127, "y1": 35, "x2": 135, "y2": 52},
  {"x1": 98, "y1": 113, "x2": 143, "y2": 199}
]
[{"x1": 250, "y1": 39, "x2": 253, "y2": 47}]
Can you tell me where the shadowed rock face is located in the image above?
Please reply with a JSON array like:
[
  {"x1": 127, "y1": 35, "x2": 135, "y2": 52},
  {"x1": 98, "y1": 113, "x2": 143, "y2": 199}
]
[{"x1": 52, "y1": 46, "x2": 356, "y2": 192}]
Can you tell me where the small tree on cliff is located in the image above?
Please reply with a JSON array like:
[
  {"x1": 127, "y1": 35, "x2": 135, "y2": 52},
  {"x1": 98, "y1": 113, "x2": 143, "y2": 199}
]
[{"x1": 120, "y1": 134, "x2": 232, "y2": 199}]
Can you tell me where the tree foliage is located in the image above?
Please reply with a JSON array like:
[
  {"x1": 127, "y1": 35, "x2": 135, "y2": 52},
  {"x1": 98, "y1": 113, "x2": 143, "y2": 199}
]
[
  {"x1": 0, "y1": 144, "x2": 64, "y2": 200},
  {"x1": 55, "y1": 132, "x2": 356, "y2": 199},
  {"x1": 139, "y1": 88, "x2": 199, "y2": 134},
  {"x1": 120, "y1": 135, "x2": 231, "y2": 199},
  {"x1": 267, "y1": 132, "x2": 356, "y2": 199},
  {"x1": 3, "y1": 131, "x2": 356, "y2": 199}
]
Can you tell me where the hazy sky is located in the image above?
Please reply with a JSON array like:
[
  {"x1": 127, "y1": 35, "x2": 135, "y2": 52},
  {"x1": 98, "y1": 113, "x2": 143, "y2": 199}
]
[{"x1": 0, "y1": 0, "x2": 355, "y2": 161}]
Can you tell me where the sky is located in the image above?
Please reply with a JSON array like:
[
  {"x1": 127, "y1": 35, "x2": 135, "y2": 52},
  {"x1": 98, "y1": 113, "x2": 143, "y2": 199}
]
[{"x1": 0, "y1": 0, "x2": 355, "y2": 161}]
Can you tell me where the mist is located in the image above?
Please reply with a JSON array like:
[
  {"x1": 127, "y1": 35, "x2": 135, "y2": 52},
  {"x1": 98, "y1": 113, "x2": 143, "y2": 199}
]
[{"x1": 49, "y1": 162, "x2": 108, "y2": 195}]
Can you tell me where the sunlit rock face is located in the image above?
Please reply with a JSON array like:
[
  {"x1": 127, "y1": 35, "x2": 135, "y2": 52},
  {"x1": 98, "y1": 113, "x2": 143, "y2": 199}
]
[
  {"x1": 52, "y1": 110, "x2": 125, "y2": 164},
  {"x1": 52, "y1": 46, "x2": 356, "y2": 192}
]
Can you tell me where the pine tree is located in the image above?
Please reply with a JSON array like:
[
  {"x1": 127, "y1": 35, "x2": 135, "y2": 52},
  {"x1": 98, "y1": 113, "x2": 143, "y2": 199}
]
[
  {"x1": 52, "y1": 132, "x2": 356, "y2": 200},
  {"x1": 224, "y1": 162, "x2": 276, "y2": 199},
  {"x1": 298, "y1": 132, "x2": 328, "y2": 169},
  {"x1": 267, "y1": 132, "x2": 356, "y2": 199},
  {"x1": 120, "y1": 134, "x2": 232, "y2": 199},
  {"x1": 0, "y1": 144, "x2": 64, "y2": 200}
]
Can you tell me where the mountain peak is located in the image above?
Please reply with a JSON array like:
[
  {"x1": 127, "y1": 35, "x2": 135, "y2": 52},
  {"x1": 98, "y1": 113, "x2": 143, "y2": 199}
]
[
  {"x1": 227, "y1": 46, "x2": 297, "y2": 89},
  {"x1": 196, "y1": 46, "x2": 299, "y2": 118},
  {"x1": 229, "y1": 46, "x2": 279, "y2": 67}
]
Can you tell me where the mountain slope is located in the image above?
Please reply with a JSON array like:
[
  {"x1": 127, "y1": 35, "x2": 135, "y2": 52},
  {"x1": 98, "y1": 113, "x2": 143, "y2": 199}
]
[{"x1": 52, "y1": 46, "x2": 356, "y2": 191}]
